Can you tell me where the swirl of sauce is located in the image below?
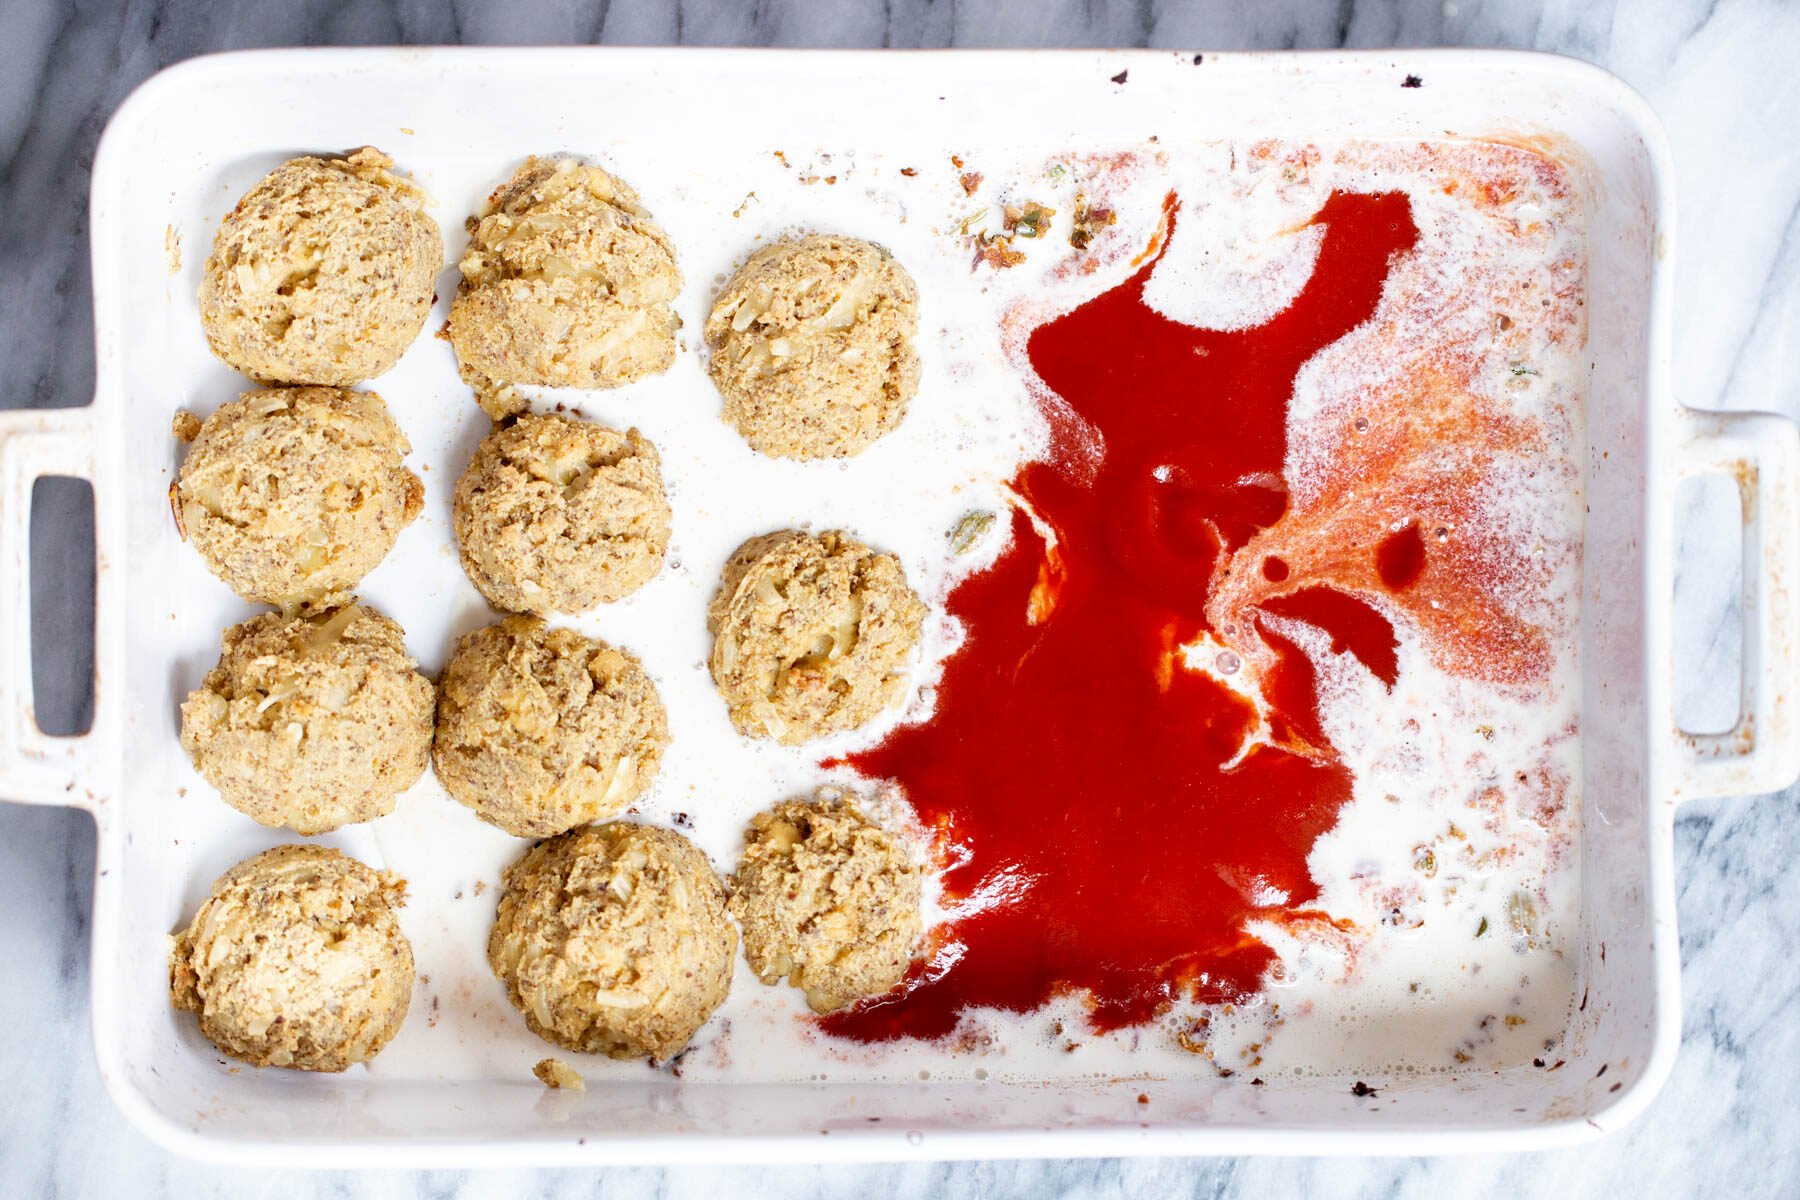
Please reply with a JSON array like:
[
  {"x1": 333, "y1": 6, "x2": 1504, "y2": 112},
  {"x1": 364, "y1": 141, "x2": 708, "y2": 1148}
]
[{"x1": 826, "y1": 191, "x2": 1430, "y2": 1040}]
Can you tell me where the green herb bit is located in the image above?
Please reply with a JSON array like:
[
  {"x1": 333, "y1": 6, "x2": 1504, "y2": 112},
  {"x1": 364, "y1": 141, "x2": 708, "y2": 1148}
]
[{"x1": 1002, "y1": 201, "x2": 1056, "y2": 240}]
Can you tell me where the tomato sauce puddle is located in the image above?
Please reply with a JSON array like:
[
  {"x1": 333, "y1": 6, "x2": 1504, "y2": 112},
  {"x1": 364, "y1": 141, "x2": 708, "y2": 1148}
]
[{"x1": 825, "y1": 190, "x2": 1427, "y2": 1041}]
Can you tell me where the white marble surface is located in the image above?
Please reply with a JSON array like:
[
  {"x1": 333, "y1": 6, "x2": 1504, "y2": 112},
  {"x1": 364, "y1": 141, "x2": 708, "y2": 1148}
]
[{"x1": 3, "y1": 0, "x2": 1797, "y2": 1195}]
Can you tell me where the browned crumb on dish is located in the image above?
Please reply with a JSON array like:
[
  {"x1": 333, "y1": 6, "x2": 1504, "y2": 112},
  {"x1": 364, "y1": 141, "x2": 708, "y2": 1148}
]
[
  {"x1": 460, "y1": 363, "x2": 528, "y2": 422},
  {"x1": 170, "y1": 410, "x2": 202, "y2": 443},
  {"x1": 963, "y1": 198, "x2": 1057, "y2": 272},
  {"x1": 534, "y1": 1058, "x2": 586, "y2": 1091},
  {"x1": 1070, "y1": 191, "x2": 1117, "y2": 250},
  {"x1": 162, "y1": 480, "x2": 181, "y2": 539},
  {"x1": 973, "y1": 236, "x2": 1026, "y2": 271},
  {"x1": 959, "y1": 172, "x2": 983, "y2": 196},
  {"x1": 1003, "y1": 201, "x2": 1056, "y2": 239}
]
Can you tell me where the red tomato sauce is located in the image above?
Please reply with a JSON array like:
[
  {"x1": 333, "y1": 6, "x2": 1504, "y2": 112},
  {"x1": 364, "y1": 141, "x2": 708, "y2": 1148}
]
[{"x1": 824, "y1": 190, "x2": 1423, "y2": 1041}]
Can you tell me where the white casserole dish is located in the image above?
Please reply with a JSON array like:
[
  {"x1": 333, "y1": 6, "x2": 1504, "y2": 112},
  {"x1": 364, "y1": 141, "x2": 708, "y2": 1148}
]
[{"x1": 2, "y1": 46, "x2": 1796, "y2": 1165}]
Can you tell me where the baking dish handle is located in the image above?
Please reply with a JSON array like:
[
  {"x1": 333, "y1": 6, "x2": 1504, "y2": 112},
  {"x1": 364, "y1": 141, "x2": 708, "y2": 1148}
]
[
  {"x1": 1672, "y1": 407, "x2": 1800, "y2": 801},
  {"x1": 0, "y1": 405, "x2": 103, "y2": 809}
]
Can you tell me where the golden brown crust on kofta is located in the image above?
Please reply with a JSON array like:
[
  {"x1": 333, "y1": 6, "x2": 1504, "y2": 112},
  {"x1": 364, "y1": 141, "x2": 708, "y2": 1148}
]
[
  {"x1": 731, "y1": 795, "x2": 923, "y2": 1013},
  {"x1": 447, "y1": 157, "x2": 682, "y2": 418},
  {"x1": 453, "y1": 414, "x2": 670, "y2": 615},
  {"x1": 432, "y1": 617, "x2": 669, "y2": 838},
  {"x1": 488, "y1": 824, "x2": 734, "y2": 1061},
  {"x1": 705, "y1": 234, "x2": 919, "y2": 460},
  {"x1": 707, "y1": 529, "x2": 926, "y2": 744},
  {"x1": 174, "y1": 387, "x2": 423, "y2": 610},
  {"x1": 169, "y1": 844, "x2": 414, "y2": 1071},
  {"x1": 179, "y1": 604, "x2": 434, "y2": 835},
  {"x1": 199, "y1": 148, "x2": 441, "y2": 386}
]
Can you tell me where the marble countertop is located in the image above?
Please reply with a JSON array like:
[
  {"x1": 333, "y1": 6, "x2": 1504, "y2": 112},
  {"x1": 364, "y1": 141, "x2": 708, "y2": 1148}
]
[{"x1": 4, "y1": 1, "x2": 1796, "y2": 1196}]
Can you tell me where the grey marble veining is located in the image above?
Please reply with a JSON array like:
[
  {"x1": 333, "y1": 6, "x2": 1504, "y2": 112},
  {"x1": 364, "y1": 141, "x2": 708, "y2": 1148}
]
[{"x1": 3, "y1": 1, "x2": 1798, "y2": 1196}]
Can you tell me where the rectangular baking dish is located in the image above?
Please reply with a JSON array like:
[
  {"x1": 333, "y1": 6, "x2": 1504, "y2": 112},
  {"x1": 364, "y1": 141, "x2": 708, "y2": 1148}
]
[{"x1": 4, "y1": 46, "x2": 1797, "y2": 1165}]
